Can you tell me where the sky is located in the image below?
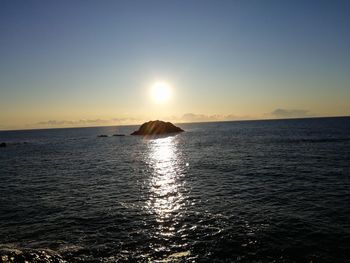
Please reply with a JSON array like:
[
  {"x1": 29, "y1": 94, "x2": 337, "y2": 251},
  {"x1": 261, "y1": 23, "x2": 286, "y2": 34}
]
[{"x1": 0, "y1": 0, "x2": 349, "y2": 130}]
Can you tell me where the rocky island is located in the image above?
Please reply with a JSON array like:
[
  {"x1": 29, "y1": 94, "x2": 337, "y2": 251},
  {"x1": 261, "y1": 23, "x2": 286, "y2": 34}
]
[{"x1": 131, "y1": 120, "x2": 184, "y2": 136}]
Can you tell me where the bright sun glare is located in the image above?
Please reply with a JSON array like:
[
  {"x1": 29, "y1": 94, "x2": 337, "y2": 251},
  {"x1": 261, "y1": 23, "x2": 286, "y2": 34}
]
[{"x1": 151, "y1": 82, "x2": 172, "y2": 103}]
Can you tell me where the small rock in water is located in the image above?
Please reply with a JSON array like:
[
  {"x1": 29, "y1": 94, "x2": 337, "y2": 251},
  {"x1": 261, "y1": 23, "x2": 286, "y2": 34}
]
[
  {"x1": 97, "y1": 135, "x2": 108, "y2": 138},
  {"x1": 0, "y1": 142, "x2": 6, "y2": 147},
  {"x1": 113, "y1": 134, "x2": 125, "y2": 137}
]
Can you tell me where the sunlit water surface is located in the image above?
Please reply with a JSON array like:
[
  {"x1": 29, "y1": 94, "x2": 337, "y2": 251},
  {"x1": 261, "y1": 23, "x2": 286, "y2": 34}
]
[{"x1": 0, "y1": 117, "x2": 350, "y2": 262}]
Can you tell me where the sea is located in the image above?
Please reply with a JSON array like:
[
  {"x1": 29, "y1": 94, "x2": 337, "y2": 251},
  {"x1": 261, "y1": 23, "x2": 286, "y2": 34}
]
[{"x1": 0, "y1": 117, "x2": 349, "y2": 263}]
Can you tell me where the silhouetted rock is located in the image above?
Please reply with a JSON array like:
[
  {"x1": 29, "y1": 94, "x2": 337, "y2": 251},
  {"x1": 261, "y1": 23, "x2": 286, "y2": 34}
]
[
  {"x1": 97, "y1": 135, "x2": 108, "y2": 138},
  {"x1": 113, "y1": 134, "x2": 125, "y2": 137},
  {"x1": 131, "y1": 120, "x2": 184, "y2": 136},
  {"x1": 0, "y1": 142, "x2": 6, "y2": 147}
]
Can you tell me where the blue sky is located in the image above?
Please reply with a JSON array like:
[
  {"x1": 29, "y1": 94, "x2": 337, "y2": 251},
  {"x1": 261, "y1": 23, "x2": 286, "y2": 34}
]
[{"x1": 0, "y1": 0, "x2": 349, "y2": 129}]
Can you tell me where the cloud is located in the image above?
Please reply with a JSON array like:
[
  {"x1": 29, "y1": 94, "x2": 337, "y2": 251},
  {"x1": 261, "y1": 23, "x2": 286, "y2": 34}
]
[
  {"x1": 270, "y1": 108, "x2": 310, "y2": 118},
  {"x1": 36, "y1": 119, "x2": 109, "y2": 126},
  {"x1": 27, "y1": 109, "x2": 312, "y2": 129},
  {"x1": 30, "y1": 114, "x2": 254, "y2": 129},
  {"x1": 179, "y1": 113, "x2": 251, "y2": 123},
  {"x1": 33, "y1": 118, "x2": 142, "y2": 128}
]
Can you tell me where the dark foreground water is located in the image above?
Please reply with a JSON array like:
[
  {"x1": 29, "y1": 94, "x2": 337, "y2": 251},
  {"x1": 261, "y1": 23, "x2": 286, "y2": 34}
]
[{"x1": 0, "y1": 117, "x2": 350, "y2": 263}]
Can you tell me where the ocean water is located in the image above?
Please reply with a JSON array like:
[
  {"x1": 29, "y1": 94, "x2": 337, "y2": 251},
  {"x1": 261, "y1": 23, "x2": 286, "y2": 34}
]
[{"x1": 0, "y1": 117, "x2": 350, "y2": 262}]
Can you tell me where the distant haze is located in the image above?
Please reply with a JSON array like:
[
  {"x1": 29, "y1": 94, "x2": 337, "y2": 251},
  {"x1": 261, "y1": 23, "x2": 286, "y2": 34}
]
[{"x1": 1, "y1": 1, "x2": 349, "y2": 130}]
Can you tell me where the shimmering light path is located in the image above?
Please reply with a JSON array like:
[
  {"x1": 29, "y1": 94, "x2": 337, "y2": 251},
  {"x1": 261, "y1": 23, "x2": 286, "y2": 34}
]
[{"x1": 145, "y1": 136, "x2": 191, "y2": 260}]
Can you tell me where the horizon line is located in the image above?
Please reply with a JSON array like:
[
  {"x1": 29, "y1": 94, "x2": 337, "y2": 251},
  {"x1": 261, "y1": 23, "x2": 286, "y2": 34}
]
[{"x1": 1, "y1": 115, "x2": 349, "y2": 133}]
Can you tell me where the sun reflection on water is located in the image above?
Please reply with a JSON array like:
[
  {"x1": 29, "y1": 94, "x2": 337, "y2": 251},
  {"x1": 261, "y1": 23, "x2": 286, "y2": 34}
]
[
  {"x1": 145, "y1": 136, "x2": 185, "y2": 221},
  {"x1": 141, "y1": 134, "x2": 196, "y2": 262},
  {"x1": 143, "y1": 134, "x2": 193, "y2": 261}
]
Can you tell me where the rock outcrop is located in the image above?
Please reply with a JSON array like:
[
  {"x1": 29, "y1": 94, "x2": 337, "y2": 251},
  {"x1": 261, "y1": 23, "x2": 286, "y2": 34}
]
[{"x1": 131, "y1": 120, "x2": 184, "y2": 136}]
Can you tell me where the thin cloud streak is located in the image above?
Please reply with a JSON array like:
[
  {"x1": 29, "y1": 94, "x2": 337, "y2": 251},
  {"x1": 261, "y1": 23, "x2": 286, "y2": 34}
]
[
  {"x1": 30, "y1": 118, "x2": 142, "y2": 129},
  {"x1": 175, "y1": 113, "x2": 253, "y2": 123},
  {"x1": 24, "y1": 109, "x2": 315, "y2": 129},
  {"x1": 270, "y1": 108, "x2": 310, "y2": 118},
  {"x1": 28, "y1": 114, "x2": 253, "y2": 129}
]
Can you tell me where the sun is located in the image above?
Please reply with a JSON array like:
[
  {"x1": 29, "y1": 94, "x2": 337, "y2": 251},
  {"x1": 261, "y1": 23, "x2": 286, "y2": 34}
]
[{"x1": 151, "y1": 82, "x2": 172, "y2": 103}]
